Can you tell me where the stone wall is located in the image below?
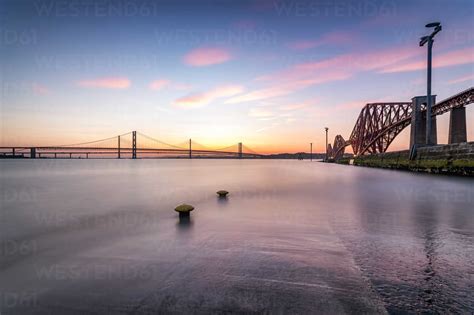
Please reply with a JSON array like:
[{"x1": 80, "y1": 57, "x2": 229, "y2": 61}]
[{"x1": 350, "y1": 142, "x2": 474, "y2": 176}]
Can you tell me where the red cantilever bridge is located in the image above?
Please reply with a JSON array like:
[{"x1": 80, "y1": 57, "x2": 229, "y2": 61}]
[
  {"x1": 327, "y1": 87, "x2": 474, "y2": 161},
  {"x1": 0, "y1": 131, "x2": 263, "y2": 159}
]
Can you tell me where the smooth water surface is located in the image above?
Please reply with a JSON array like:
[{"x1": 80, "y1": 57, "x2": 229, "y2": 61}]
[{"x1": 1, "y1": 160, "x2": 473, "y2": 314}]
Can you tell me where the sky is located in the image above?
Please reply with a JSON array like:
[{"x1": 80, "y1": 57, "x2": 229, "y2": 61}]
[{"x1": 1, "y1": 0, "x2": 473, "y2": 154}]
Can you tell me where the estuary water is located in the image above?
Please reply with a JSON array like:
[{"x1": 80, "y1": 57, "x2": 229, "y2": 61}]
[{"x1": 1, "y1": 159, "x2": 473, "y2": 314}]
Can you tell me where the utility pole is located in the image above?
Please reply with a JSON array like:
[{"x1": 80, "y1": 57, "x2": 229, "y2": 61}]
[
  {"x1": 420, "y1": 22, "x2": 441, "y2": 145},
  {"x1": 189, "y1": 139, "x2": 192, "y2": 159},
  {"x1": 310, "y1": 143, "x2": 312, "y2": 161},
  {"x1": 325, "y1": 127, "x2": 328, "y2": 161}
]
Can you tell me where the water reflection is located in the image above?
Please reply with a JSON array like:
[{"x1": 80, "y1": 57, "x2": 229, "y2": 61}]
[
  {"x1": 217, "y1": 195, "x2": 229, "y2": 207},
  {"x1": 176, "y1": 215, "x2": 194, "y2": 232},
  {"x1": 0, "y1": 160, "x2": 472, "y2": 314}
]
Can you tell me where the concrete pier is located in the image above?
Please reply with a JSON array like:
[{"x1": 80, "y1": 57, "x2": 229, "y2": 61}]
[
  {"x1": 410, "y1": 95, "x2": 437, "y2": 149},
  {"x1": 448, "y1": 106, "x2": 467, "y2": 144}
]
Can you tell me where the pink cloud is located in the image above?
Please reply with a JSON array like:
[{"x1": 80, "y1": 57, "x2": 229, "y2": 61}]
[
  {"x1": 183, "y1": 47, "x2": 232, "y2": 67},
  {"x1": 447, "y1": 73, "x2": 474, "y2": 85},
  {"x1": 225, "y1": 72, "x2": 349, "y2": 104},
  {"x1": 32, "y1": 83, "x2": 50, "y2": 95},
  {"x1": 149, "y1": 79, "x2": 170, "y2": 90},
  {"x1": 279, "y1": 100, "x2": 316, "y2": 111},
  {"x1": 175, "y1": 85, "x2": 244, "y2": 108},
  {"x1": 77, "y1": 77, "x2": 130, "y2": 89},
  {"x1": 379, "y1": 47, "x2": 474, "y2": 73},
  {"x1": 226, "y1": 44, "x2": 426, "y2": 105}
]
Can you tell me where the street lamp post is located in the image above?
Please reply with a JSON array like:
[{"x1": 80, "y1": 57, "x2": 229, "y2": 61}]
[
  {"x1": 324, "y1": 127, "x2": 328, "y2": 161},
  {"x1": 420, "y1": 22, "x2": 441, "y2": 145}
]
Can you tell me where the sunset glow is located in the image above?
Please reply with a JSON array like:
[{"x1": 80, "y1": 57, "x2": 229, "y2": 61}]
[{"x1": 1, "y1": 0, "x2": 473, "y2": 154}]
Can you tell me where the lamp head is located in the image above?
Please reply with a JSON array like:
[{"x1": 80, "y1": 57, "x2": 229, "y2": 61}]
[
  {"x1": 426, "y1": 22, "x2": 441, "y2": 28},
  {"x1": 419, "y1": 36, "x2": 430, "y2": 46}
]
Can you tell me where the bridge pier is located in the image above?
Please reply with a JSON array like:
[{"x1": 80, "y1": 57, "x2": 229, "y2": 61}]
[
  {"x1": 410, "y1": 95, "x2": 437, "y2": 149},
  {"x1": 238, "y1": 142, "x2": 242, "y2": 159},
  {"x1": 132, "y1": 131, "x2": 137, "y2": 159},
  {"x1": 189, "y1": 139, "x2": 192, "y2": 159},
  {"x1": 30, "y1": 148, "x2": 36, "y2": 159},
  {"x1": 448, "y1": 106, "x2": 467, "y2": 144},
  {"x1": 118, "y1": 135, "x2": 121, "y2": 159}
]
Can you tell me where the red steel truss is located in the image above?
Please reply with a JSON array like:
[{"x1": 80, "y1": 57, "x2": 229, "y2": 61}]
[{"x1": 329, "y1": 87, "x2": 474, "y2": 159}]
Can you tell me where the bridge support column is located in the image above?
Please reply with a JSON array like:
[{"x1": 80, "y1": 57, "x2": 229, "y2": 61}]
[
  {"x1": 30, "y1": 148, "x2": 36, "y2": 159},
  {"x1": 118, "y1": 135, "x2": 121, "y2": 159},
  {"x1": 132, "y1": 131, "x2": 137, "y2": 159},
  {"x1": 189, "y1": 139, "x2": 192, "y2": 159},
  {"x1": 448, "y1": 106, "x2": 467, "y2": 144},
  {"x1": 238, "y1": 142, "x2": 242, "y2": 159},
  {"x1": 410, "y1": 95, "x2": 437, "y2": 150}
]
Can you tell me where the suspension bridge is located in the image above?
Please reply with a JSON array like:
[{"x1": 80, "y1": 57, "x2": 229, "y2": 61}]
[
  {"x1": 327, "y1": 87, "x2": 474, "y2": 161},
  {"x1": 0, "y1": 131, "x2": 263, "y2": 159}
]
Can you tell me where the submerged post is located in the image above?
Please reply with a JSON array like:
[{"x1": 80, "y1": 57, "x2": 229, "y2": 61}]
[
  {"x1": 189, "y1": 139, "x2": 192, "y2": 159},
  {"x1": 238, "y1": 142, "x2": 242, "y2": 159},
  {"x1": 118, "y1": 135, "x2": 121, "y2": 159},
  {"x1": 132, "y1": 131, "x2": 137, "y2": 159}
]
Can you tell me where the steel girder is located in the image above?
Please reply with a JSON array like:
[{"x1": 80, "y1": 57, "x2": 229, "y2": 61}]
[
  {"x1": 331, "y1": 135, "x2": 348, "y2": 160},
  {"x1": 327, "y1": 87, "x2": 474, "y2": 160},
  {"x1": 349, "y1": 102, "x2": 412, "y2": 155}
]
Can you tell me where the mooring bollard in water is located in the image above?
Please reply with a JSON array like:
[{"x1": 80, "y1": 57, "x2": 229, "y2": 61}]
[
  {"x1": 175, "y1": 204, "x2": 194, "y2": 218},
  {"x1": 216, "y1": 190, "x2": 229, "y2": 197}
]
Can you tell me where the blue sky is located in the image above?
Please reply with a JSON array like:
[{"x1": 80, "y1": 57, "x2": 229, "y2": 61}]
[{"x1": 1, "y1": 0, "x2": 473, "y2": 153}]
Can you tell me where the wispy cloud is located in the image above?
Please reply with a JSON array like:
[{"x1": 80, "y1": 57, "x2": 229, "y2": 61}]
[
  {"x1": 288, "y1": 31, "x2": 355, "y2": 50},
  {"x1": 149, "y1": 79, "x2": 170, "y2": 90},
  {"x1": 77, "y1": 77, "x2": 130, "y2": 89},
  {"x1": 279, "y1": 99, "x2": 316, "y2": 111},
  {"x1": 248, "y1": 107, "x2": 274, "y2": 118},
  {"x1": 447, "y1": 73, "x2": 474, "y2": 85},
  {"x1": 32, "y1": 83, "x2": 50, "y2": 95},
  {"x1": 183, "y1": 47, "x2": 232, "y2": 66},
  {"x1": 226, "y1": 72, "x2": 349, "y2": 104},
  {"x1": 379, "y1": 47, "x2": 474, "y2": 73},
  {"x1": 174, "y1": 85, "x2": 244, "y2": 108}
]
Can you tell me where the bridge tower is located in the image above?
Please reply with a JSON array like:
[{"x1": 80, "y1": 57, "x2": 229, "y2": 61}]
[
  {"x1": 238, "y1": 142, "x2": 242, "y2": 159},
  {"x1": 189, "y1": 139, "x2": 192, "y2": 159},
  {"x1": 448, "y1": 107, "x2": 467, "y2": 144},
  {"x1": 132, "y1": 131, "x2": 137, "y2": 159},
  {"x1": 118, "y1": 135, "x2": 121, "y2": 159},
  {"x1": 410, "y1": 95, "x2": 437, "y2": 150}
]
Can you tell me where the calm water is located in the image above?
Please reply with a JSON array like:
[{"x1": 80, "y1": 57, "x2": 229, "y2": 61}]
[{"x1": 1, "y1": 159, "x2": 473, "y2": 314}]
